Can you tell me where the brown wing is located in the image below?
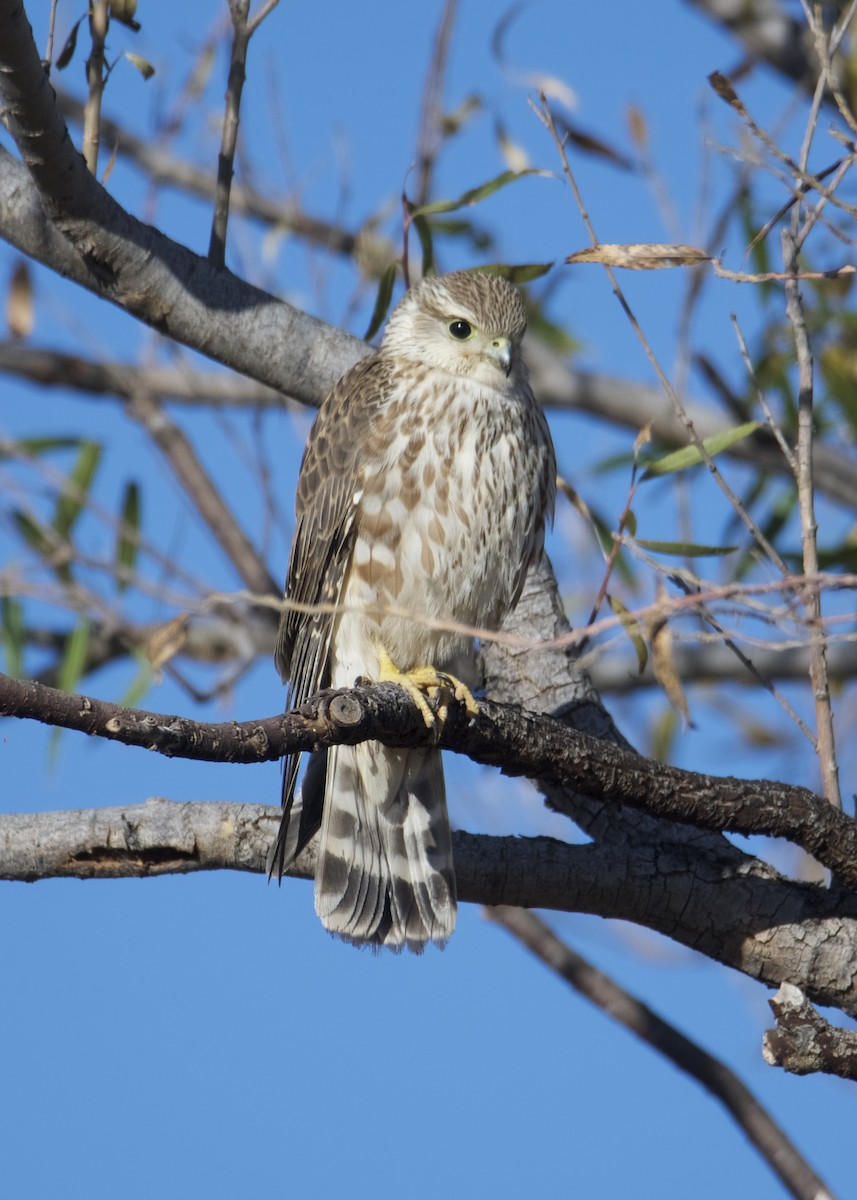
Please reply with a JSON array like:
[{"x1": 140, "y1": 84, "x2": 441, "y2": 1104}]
[{"x1": 270, "y1": 354, "x2": 394, "y2": 877}]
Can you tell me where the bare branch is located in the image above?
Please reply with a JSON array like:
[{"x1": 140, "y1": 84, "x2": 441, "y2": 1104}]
[
  {"x1": 0, "y1": 6, "x2": 365, "y2": 403},
  {"x1": 413, "y1": 0, "x2": 458, "y2": 208},
  {"x1": 490, "y1": 908, "x2": 833, "y2": 1200},
  {"x1": 53, "y1": 88, "x2": 385, "y2": 259},
  {"x1": 783, "y1": 228, "x2": 840, "y2": 808},
  {"x1": 764, "y1": 983, "x2": 857, "y2": 1082},
  {"x1": 2, "y1": 669, "x2": 857, "y2": 886},
  {"x1": 125, "y1": 391, "x2": 278, "y2": 601},
  {"x1": 3, "y1": 795, "x2": 857, "y2": 1017},
  {"x1": 82, "y1": 0, "x2": 108, "y2": 175},
  {"x1": 209, "y1": 0, "x2": 251, "y2": 267}
]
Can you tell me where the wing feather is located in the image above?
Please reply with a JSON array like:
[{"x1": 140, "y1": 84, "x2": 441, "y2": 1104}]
[{"x1": 269, "y1": 354, "x2": 394, "y2": 878}]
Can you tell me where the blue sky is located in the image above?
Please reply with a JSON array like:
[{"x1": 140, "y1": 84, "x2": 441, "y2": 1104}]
[{"x1": 2, "y1": 2, "x2": 855, "y2": 1197}]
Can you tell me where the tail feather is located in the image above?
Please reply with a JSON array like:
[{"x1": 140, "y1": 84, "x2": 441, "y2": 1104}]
[{"x1": 314, "y1": 742, "x2": 456, "y2": 953}]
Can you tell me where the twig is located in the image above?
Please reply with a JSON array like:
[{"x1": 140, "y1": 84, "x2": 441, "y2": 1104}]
[
  {"x1": 732, "y1": 314, "x2": 798, "y2": 476},
  {"x1": 54, "y1": 86, "x2": 379, "y2": 258},
  {"x1": 125, "y1": 391, "x2": 279, "y2": 602},
  {"x1": 413, "y1": 0, "x2": 458, "y2": 208},
  {"x1": 489, "y1": 908, "x2": 833, "y2": 1200},
  {"x1": 534, "y1": 96, "x2": 790, "y2": 579},
  {"x1": 83, "y1": 0, "x2": 109, "y2": 175},
  {"x1": 209, "y1": 0, "x2": 252, "y2": 266},
  {"x1": 782, "y1": 229, "x2": 841, "y2": 808},
  {"x1": 42, "y1": 0, "x2": 59, "y2": 70},
  {"x1": 800, "y1": 0, "x2": 857, "y2": 140}
]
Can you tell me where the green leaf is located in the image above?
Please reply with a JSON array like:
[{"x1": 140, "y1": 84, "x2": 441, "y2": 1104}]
[
  {"x1": 410, "y1": 169, "x2": 551, "y2": 218},
  {"x1": 1, "y1": 597, "x2": 24, "y2": 678},
  {"x1": 6, "y1": 437, "x2": 85, "y2": 458},
  {"x1": 607, "y1": 594, "x2": 647, "y2": 674},
  {"x1": 641, "y1": 421, "x2": 760, "y2": 480},
  {"x1": 53, "y1": 441, "x2": 102, "y2": 539},
  {"x1": 428, "y1": 218, "x2": 493, "y2": 252},
  {"x1": 470, "y1": 261, "x2": 555, "y2": 284},
  {"x1": 412, "y1": 215, "x2": 434, "y2": 277},
  {"x1": 363, "y1": 263, "x2": 397, "y2": 341},
  {"x1": 49, "y1": 619, "x2": 90, "y2": 766},
  {"x1": 116, "y1": 480, "x2": 141, "y2": 592},
  {"x1": 119, "y1": 650, "x2": 154, "y2": 709},
  {"x1": 57, "y1": 621, "x2": 90, "y2": 695},
  {"x1": 635, "y1": 538, "x2": 738, "y2": 557},
  {"x1": 12, "y1": 509, "x2": 53, "y2": 557},
  {"x1": 56, "y1": 16, "x2": 84, "y2": 70}
]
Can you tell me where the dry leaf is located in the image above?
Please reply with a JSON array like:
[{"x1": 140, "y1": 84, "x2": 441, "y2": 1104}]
[
  {"x1": 7, "y1": 261, "x2": 33, "y2": 339},
  {"x1": 633, "y1": 422, "x2": 653, "y2": 458},
  {"x1": 627, "y1": 104, "x2": 648, "y2": 150},
  {"x1": 646, "y1": 583, "x2": 692, "y2": 725},
  {"x1": 566, "y1": 243, "x2": 710, "y2": 270},
  {"x1": 146, "y1": 613, "x2": 189, "y2": 672}
]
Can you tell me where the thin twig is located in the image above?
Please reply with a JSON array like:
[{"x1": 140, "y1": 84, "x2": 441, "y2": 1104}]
[
  {"x1": 489, "y1": 908, "x2": 833, "y2": 1200},
  {"x1": 732, "y1": 314, "x2": 798, "y2": 476},
  {"x1": 125, "y1": 391, "x2": 278, "y2": 601},
  {"x1": 782, "y1": 229, "x2": 841, "y2": 808},
  {"x1": 800, "y1": 0, "x2": 857, "y2": 140},
  {"x1": 83, "y1": 0, "x2": 109, "y2": 175},
  {"x1": 209, "y1": 0, "x2": 252, "y2": 267},
  {"x1": 413, "y1": 0, "x2": 458, "y2": 208},
  {"x1": 534, "y1": 95, "x2": 791, "y2": 579},
  {"x1": 246, "y1": 0, "x2": 281, "y2": 38}
]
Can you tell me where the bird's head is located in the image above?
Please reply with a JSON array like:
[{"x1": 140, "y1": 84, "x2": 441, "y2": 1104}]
[{"x1": 380, "y1": 270, "x2": 529, "y2": 387}]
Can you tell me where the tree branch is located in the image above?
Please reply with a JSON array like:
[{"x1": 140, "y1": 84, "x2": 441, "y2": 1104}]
[
  {"x1": 490, "y1": 907, "x2": 833, "y2": 1200},
  {"x1": 764, "y1": 983, "x2": 857, "y2": 1081},
  {"x1": 3, "y1": 795, "x2": 857, "y2": 1018},
  {"x1": 0, "y1": 5, "x2": 365, "y2": 404},
  {"x1": 2, "y1": 669, "x2": 856, "y2": 887}
]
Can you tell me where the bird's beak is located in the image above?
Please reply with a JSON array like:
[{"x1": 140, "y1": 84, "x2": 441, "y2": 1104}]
[{"x1": 488, "y1": 337, "x2": 513, "y2": 377}]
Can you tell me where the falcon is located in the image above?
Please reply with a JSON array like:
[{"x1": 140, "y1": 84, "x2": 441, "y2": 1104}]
[{"x1": 271, "y1": 270, "x2": 556, "y2": 952}]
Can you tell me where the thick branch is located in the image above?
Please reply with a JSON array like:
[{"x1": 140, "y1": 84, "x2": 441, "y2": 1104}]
[
  {"x1": 4, "y1": 796, "x2": 857, "y2": 1017},
  {"x1": 2, "y1": 670, "x2": 857, "y2": 887}
]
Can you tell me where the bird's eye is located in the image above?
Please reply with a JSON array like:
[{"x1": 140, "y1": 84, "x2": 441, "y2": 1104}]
[{"x1": 448, "y1": 319, "x2": 473, "y2": 340}]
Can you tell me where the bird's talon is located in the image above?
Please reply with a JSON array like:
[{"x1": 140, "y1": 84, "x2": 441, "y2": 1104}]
[{"x1": 375, "y1": 645, "x2": 478, "y2": 730}]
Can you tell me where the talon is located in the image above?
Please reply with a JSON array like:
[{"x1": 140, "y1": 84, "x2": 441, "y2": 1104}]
[{"x1": 375, "y1": 644, "x2": 479, "y2": 730}]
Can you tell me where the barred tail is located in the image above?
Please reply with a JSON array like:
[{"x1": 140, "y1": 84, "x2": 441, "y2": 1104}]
[{"x1": 314, "y1": 742, "x2": 456, "y2": 953}]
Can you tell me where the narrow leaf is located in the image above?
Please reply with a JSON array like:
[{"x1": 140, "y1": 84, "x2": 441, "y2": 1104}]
[
  {"x1": 641, "y1": 421, "x2": 760, "y2": 479},
  {"x1": 7, "y1": 261, "x2": 33, "y2": 339},
  {"x1": 567, "y1": 243, "x2": 710, "y2": 270},
  {"x1": 635, "y1": 538, "x2": 738, "y2": 557},
  {"x1": 412, "y1": 215, "x2": 435, "y2": 277},
  {"x1": 608, "y1": 594, "x2": 647, "y2": 674},
  {"x1": 116, "y1": 480, "x2": 141, "y2": 592},
  {"x1": 49, "y1": 620, "x2": 91, "y2": 766},
  {"x1": 53, "y1": 441, "x2": 102, "y2": 538},
  {"x1": 56, "y1": 17, "x2": 84, "y2": 70},
  {"x1": 12, "y1": 509, "x2": 53, "y2": 556},
  {"x1": 470, "y1": 261, "x2": 554, "y2": 284},
  {"x1": 411, "y1": 169, "x2": 550, "y2": 218},
  {"x1": 1, "y1": 597, "x2": 24, "y2": 678},
  {"x1": 124, "y1": 52, "x2": 155, "y2": 80},
  {"x1": 57, "y1": 621, "x2": 91, "y2": 694},
  {"x1": 363, "y1": 263, "x2": 397, "y2": 341}
]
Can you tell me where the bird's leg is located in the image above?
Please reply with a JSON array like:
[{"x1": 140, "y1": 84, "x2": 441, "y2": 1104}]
[{"x1": 375, "y1": 644, "x2": 479, "y2": 731}]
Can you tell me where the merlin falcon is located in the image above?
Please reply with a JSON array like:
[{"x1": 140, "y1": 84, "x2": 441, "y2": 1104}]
[{"x1": 271, "y1": 270, "x2": 556, "y2": 952}]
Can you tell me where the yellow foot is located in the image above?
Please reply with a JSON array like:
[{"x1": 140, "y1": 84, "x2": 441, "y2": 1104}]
[{"x1": 376, "y1": 645, "x2": 479, "y2": 730}]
